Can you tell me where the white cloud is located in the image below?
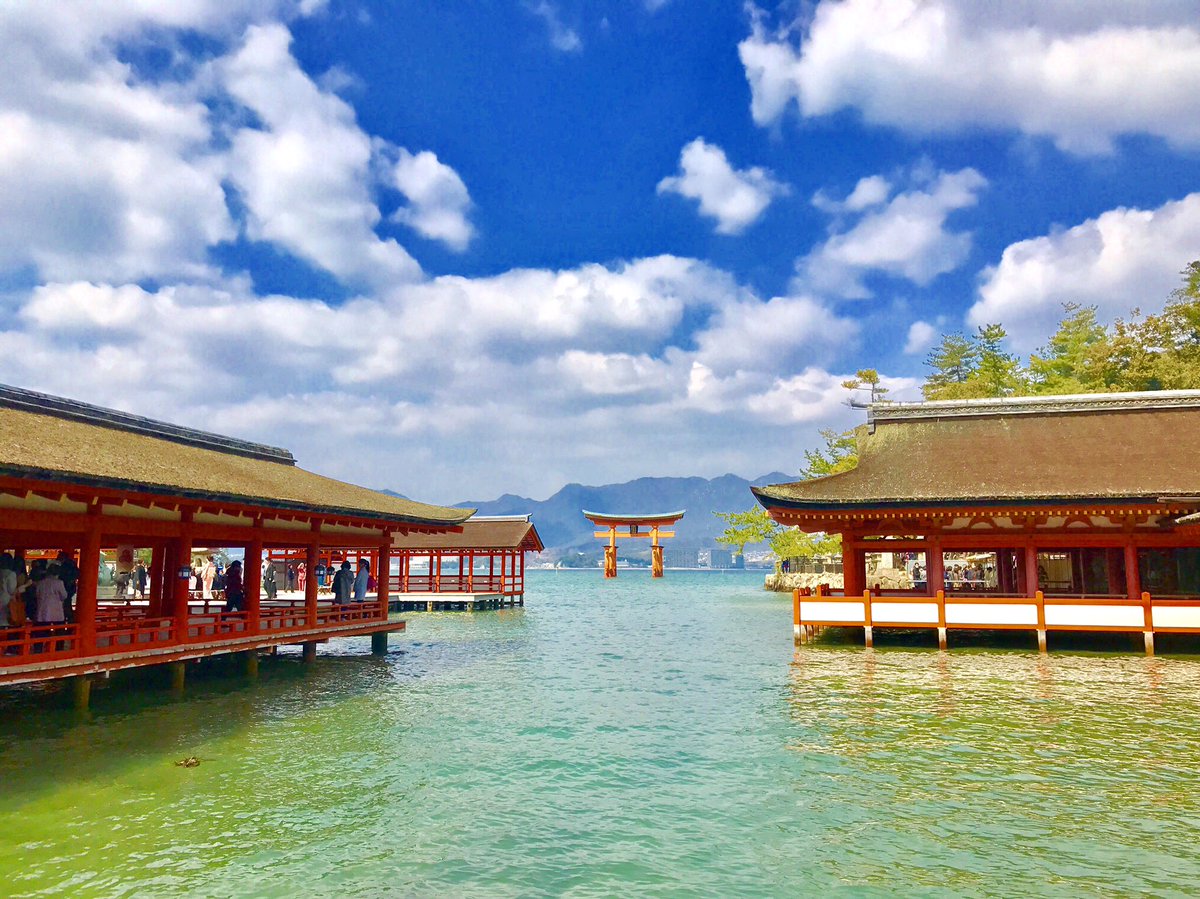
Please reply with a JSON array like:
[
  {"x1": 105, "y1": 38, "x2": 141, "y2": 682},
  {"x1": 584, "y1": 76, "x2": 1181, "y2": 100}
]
[
  {"x1": 904, "y1": 320, "x2": 938, "y2": 355},
  {"x1": 388, "y1": 149, "x2": 475, "y2": 252},
  {"x1": 221, "y1": 24, "x2": 422, "y2": 288},
  {"x1": 969, "y1": 192, "x2": 1200, "y2": 349},
  {"x1": 740, "y1": 0, "x2": 1200, "y2": 153},
  {"x1": 798, "y1": 166, "x2": 986, "y2": 298},
  {"x1": 812, "y1": 175, "x2": 890, "y2": 214},
  {"x1": 657, "y1": 138, "x2": 788, "y2": 235},
  {"x1": 527, "y1": 2, "x2": 582, "y2": 53}
]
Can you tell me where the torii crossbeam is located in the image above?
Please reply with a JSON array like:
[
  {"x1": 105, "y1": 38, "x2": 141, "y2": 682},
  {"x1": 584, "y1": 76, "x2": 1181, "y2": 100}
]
[{"x1": 582, "y1": 510, "x2": 686, "y2": 578}]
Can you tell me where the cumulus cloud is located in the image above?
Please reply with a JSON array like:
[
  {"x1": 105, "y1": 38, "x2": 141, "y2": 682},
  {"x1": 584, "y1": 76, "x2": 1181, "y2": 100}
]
[
  {"x1": 904, "y1": 320, "x2": 937, "y2": 355},
  {"x1": 812, "y1": 175, "x2": 890, "y2": 214},
  {"x1": 527, "y1": 1, "x2": 582, "y2": 53},
  {"x1": 221, "y1": 24, "x2": 423, "y2": 288},
  {"x1": 387, "y1": 149, "x2": 475, "y2": 251},
  {"x1": 739, "y1": 0, "x2": 1200, "y2": 153},
  {"x1": 797, "y1": 166, "x2": 986, "y2": 298},
  {"x1": 969, "y1": 192, "x2": 1200, "y2": 349},
  {"x1": 658, "y1": 138, "x2": 788, "y2": 235}
]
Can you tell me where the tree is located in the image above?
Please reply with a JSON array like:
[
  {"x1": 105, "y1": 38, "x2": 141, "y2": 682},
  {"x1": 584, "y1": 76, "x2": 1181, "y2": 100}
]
[
  {"x1": 713, "y1": 506, "x2": 778, "y2": 557},
  {"x1": 973, "y1": 323, "x2": 1025, "y2": 396},
  {"x1": 801, "y1": 427, "x2": 860, "y2": 479},
  {"x1": 1028, "y1": 303, "x2": 1109, "y2": 393},
  {"x1": 923, "y1": 333, "x2": 980, "y2": 399},
  {"x1": 769, "y1": 526, "x2": 840, "y2": 561},
  {"x1": 840, "y1": 368, "x2": 889, "y2": 404}
]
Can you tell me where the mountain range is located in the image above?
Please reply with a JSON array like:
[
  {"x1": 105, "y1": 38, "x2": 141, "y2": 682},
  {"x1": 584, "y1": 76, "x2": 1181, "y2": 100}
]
[{"x1": 442, "y1": 473, "x2": 795, "y2": 560}]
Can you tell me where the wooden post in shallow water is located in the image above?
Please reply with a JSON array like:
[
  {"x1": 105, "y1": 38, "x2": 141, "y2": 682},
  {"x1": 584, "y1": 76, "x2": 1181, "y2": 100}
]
[
  {"x1": 71, "y1": 675, "x2": 91, "y2": 711},
  {"x1": 792, "y1": 589, "x2": 801, "y2": 640},
  {"x1": 1035, "y1": 590, "x2": 1047, "y2": 653},
  {"x1": 936, "y1": 590, "x2": 947, "y2": 650},
  {"x1": 302, "y1": 641, "x2": 317, "y2": 664},
  {"x1": 372, "y1": 631, "x2": 388, "y2": 655},
  {"x1": 244, "y1": 651, "x2": 259, "y2": 679},
  {"x1": 1142, "y1": 592, "x2": 1155, "y2": 656},
  {"x1": 169, "y1": 661, "x2": 186, "y2": 694}
]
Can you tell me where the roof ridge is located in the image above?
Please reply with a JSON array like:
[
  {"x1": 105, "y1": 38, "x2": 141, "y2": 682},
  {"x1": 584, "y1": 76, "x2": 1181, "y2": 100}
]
[
  {"x1": 0, "y1": 384, "x2": 295, "y2": 465},
  {"x1": 870, "y1": 389, "x2": 1200, "y2": 425}
]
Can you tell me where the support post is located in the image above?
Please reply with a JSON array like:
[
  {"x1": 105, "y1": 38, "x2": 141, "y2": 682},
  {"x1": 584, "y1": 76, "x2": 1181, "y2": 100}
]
[
  {"x1": 862, "y1": 589, "x2": 873, "y2": 648},
  {"x1": 1142, "y1": 591, "x2": 1155, "y2": 655},
  {"x1": 378, "y1": 540, "x2": 391, "y2": 620},
  {"x1": 927, "y1": 537, "x2": 944, "y2": 597},
  {"x1": 245, "y1": 650, "x2": 259, "y2": 678},
  {"x1": 245, "y1": 533, "x2": 263, "y2": 634},
  {"x1": 302, "y1": 641, "x2": 317, "y2": 664},
  {"x1": 936, "y1": 589, "x2": 947, "y2": 650},
  {"x1": 305, "y1": 539, "x2": 320, "y2": 629},
  {"x1": 172, "y1": 524, "x2": 193, "y2": 643},
  {"x1": 72, "y1": 675, "x2": 91, "y2": 711},
  {"x1": 169, "y1": 660, "x2": 186, "y2": 693},
  {"x1": 148, "y1": 544, "x2": 165, "y2": 617},
  {"x1": 1025, "y1": 543, "x2": 1041, "y2": 597},
  {"x1": 651, "y1": 526, "x2": 664, "y2": 578},
  {"x1": 75, "y1": 515, "x2": 102, "y2": 657},
  {"x1": 792, "y1": 588, "x2": 801, "y2": 639},
  {"x1": 372, "y1": 630, "x2": 388, "y2": 655},
  {"x1": 1036, "y1": 590, "x2": 1047, "y2": 652}
]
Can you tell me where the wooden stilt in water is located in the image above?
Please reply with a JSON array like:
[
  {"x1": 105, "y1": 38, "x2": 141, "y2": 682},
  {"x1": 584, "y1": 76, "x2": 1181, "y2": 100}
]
[
  {"x1": 302, "y1": 641, "x2": 317, "y2": 664},
  {"x1": 245, "y1": 651, "x2": 259, "y2": 678},
  {"x1": 72, "y1": 675, "x2": 91, "y2": 711},
  {"x1": 1037, "y1": 630, "x2": 1048, "y2": 653},
  {"x1": 937, "y1": 627, "x2": 948, "y2": 650},
  {"x1": 1144, "y1": 630, "x2": 1155, "y2": 656},
  {"x1": 371, "y1": 631, "x2": 388, "y2": 655},
  {"x1": 169, "y1": 661, "x2": 186, "y2": 693}
]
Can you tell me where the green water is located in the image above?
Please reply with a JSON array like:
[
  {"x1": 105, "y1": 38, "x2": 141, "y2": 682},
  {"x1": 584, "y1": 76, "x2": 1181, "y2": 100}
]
[{"x1": 3, "y1": 571, "x2": 1200, "y2": 897}]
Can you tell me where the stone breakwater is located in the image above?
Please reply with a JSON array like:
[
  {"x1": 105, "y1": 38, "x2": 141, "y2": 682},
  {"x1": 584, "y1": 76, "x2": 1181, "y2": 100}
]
[
  {"x1": 764, "y1": 572, "x2": 845, "y2": 593},
  {"x1": 763, "y1": 567, "x2": 913, "y2": 593}
]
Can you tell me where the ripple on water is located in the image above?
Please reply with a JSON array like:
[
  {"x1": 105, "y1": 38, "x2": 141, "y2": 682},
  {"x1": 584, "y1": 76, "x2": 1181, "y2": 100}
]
[{"x1": 2, "y1": 572, "x2": 1200, "y2": 896}]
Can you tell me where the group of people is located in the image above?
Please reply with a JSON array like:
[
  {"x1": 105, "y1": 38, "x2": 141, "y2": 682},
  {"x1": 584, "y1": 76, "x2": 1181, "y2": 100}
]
[{"x1": 0, "y1": 551, "x2": 79, "y2": 631}]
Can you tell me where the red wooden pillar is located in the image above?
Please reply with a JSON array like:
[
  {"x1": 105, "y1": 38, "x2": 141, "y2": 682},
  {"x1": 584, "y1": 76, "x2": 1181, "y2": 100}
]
[
  {"x1": 434, "y1": 551, "x2": 441, "y2": 592},
  {"x1": 489, "y1": 553, "x2": 495, "y2": 590},
  {"x1": 519, "y1": 550, "x2": 525, "y2": 594},
  {"x1": 1124, "y1": 541, "x2": 1141, "y2": 602},
  {"x1": 245, "y1": 534, "x2": 263, "y2": 633},
  {"x1": 305, "y1": 540, "x2": 320, "y2": 628},
  {"x1": 377, "y1": 540, "x2": 391, "y2": 619},
  {"x1": 927, "y1": 536, "x2": 944, "y2": 597},
  {"x1": 1025, "y1": 543, "x2": 1041, "y2": 596},
  {"x1": 75, "y1": 519, "x2": 102, "y2": 657},
  {"x1": 148, "y1": 544, "x2": 165, "y2": 617},
  {"x1": 172, "y1": 529, "x2": 193, "y2": 641},
  {"x1": 841, "y1": 538, "x2": 863, "y2": 597}
]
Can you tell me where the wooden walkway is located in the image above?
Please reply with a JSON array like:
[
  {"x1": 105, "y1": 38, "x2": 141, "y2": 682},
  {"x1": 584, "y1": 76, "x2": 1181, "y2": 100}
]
[{"x1": 390, "y1": 592, "x2": 524, "y2": 612}]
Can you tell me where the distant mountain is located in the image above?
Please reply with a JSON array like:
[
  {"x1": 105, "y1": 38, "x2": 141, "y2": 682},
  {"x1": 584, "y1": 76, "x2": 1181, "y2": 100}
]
[{"x1": 453, "y1": 472, "x2": 795, "y2": 559}]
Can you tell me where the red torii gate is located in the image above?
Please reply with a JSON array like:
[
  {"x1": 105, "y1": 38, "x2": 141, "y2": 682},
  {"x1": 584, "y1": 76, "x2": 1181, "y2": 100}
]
[{"x1": 583, "y1": 510, "x2": 685, "y2": 578}]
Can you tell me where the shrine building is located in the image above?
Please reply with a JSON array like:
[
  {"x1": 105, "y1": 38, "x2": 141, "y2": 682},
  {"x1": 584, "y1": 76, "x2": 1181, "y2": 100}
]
[
  {"x1": 752, "y1": 391, "x2": 1200, "y2": 653},
  {"x1": 0, "y1": 384, "x2": 472, "y2": 703}
]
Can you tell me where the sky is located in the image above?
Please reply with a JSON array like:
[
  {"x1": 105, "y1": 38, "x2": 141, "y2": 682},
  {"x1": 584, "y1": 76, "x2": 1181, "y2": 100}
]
[{"x1": 1, "y1": 1, "x2": 1199, "y2": 505}]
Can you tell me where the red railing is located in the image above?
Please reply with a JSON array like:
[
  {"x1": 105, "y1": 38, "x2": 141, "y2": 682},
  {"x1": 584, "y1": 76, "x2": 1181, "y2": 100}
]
[
  {"x1": 391, "y1": 574, "x2": 520, "y2": 595},
  {"x1": 259, "y1": 608, "x2": 309, "y2": 632},
  {"x1": 185, "y1": 611, "x2": 250, "y2": 642},
  {"x1": 95, "y1": 616, "x2": 175, "y2": 652},
  {"x1": 316, "y1": 604, "x2": 387, "y2": 626},
  {"x1": 0, "y1": 624, "x2": 79, "y2": 661}
]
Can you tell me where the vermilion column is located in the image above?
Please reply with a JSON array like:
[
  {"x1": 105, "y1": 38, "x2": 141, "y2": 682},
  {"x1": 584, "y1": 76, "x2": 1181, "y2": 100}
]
[
  {"x1": 245, "y1": 535, "x2": 263, "y2": 633},
  {"x1": 1124, "y1": 541, "x2": 1141, "y2": 602},
  {"x1": 172, "y1": 534, "x2": 193, "y2": 641},
  {"x1": 305, "y1": 540, "x2": 319, "y2": 628},
  {"x1": 148, "y1": 544, "x2": 164, "y2": 617},
  {"x1": 927, "y1": 537, "x2": 945, "y2": 597},
  {"x1": 75, "y1": 522, "x2": 102, "y2": 657},
  {"x1": 377, "y1": 541, "x2": 391, "y2": 619}
]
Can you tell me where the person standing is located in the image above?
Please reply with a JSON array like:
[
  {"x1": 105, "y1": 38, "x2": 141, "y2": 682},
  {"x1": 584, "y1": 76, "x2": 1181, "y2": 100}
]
[
  {"x1": 223, "y1": 560, "x2": 245, "y2": 612},
  {"x1": 0, "y1": 554, "x2": 16, "y2": 629},
  {"x1": 332, "y1": 560, "x2": 353, "y2": 606},
  {"x1": 35, "y1": 565, "x2": 68, "y2": 628},
  {"x1": 201, "y1": 555, "x2": 218, "y2": 599},
  {"x1": 297, "y1": 561, "x2": 307, "y2": 595},
  {"x1": 134, "y1": 559, "x2": 149, "y2": 600},
  {"x1": 262, "y1": 558, "x2": 278, "y2": 601},
  {"x1": 353, "y1": 560, "x2": 370, "y2": 602}
]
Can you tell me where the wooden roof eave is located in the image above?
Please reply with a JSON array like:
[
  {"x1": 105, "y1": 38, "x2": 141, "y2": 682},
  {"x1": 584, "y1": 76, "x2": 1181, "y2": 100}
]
[{"x1": 0, "y1": 466, "x2": 474, "y2": 532}]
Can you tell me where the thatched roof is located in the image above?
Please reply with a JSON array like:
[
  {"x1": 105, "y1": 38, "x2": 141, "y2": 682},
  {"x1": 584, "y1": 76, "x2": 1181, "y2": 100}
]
[
  {"x1": 0, "y1": 385, "x2": 472, "y2": 526},
  {"x1": 754, "y1": 391, "x2": 1200, "y2": 511},
  {"x1": 393, "y1": 515, "x2": 544, "y2": 552}
]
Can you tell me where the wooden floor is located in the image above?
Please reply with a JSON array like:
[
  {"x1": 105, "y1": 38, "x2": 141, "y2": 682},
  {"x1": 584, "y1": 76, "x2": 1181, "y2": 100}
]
[{"x1": 390, "y1": 592, "x2": 524, "y2": 612}]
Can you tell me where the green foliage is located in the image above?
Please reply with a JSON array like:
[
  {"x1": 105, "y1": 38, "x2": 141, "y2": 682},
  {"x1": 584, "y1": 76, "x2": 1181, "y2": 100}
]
[
  {"x1": 801, "y1": 427, "x2": 860, "y2": 479},
  {"x1": 769, "y1": 527, "x2": 840, "y2": 560},
  {"x1": 713, "y1": 506, "x2": 778, "y2": 555},
  {"x1": 921, "y1": 261, "x2": 1200, "y2": 399},
  {"x1": 840, "y1": 368, "x2": 888, "y2": 403}
]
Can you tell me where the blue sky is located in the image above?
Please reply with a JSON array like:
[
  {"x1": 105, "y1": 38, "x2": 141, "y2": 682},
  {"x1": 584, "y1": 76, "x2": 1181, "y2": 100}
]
[{"x1": 1, "y1": 1, "x2": 1199, "y2": 503}]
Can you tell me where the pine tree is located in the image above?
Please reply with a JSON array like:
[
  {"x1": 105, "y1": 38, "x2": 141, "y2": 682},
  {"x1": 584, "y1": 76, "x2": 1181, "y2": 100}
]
[{"x1": 923, "y1": 333, "x2": 980, "y2": 399}]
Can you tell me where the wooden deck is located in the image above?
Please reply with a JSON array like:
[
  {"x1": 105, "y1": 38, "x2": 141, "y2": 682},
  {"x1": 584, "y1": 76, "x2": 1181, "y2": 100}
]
[{"x1": 390, "y1": 592, "x2": 524, "y2": 612}]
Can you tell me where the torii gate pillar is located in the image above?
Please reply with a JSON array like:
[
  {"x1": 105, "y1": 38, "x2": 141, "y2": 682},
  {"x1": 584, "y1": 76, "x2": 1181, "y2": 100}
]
[{"x1": 583, "y1": 511, "x2": 685, "y2": 580}]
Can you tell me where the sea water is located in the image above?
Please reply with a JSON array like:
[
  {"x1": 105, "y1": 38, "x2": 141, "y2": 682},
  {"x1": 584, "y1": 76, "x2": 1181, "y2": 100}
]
[{"x1": 2, "y1": 570, "x2": 1199, "y2": 897}]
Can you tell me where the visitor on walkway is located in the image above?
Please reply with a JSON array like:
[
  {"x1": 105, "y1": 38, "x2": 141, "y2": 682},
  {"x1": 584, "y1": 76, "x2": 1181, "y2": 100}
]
[
  {"x1": 353, "y1": 560, "x2": 370, "y2": 602},
  {"x1": 223, "y1": 560, "x2": 245, "y2": 612},
  {"x1": 34, "y1": 566, "x2": 67, "y2": 625},
  {"x1": 297, "y1": 561, "x2": 307, "y2": 594},
  {"x1": 0, "y1": 554, "x2": 16, "y2": 628},
  {"x1": 134, "y1": 559, "x2": 148, "y2": 599},
  {"x1": 201, "y1": 555, "x2": 218, "y2": 599},
  {"x1": 332, "y1": 560, "x2": 353, "y2": 606},
  {"x1": 263, "y1": 558, "x2": 278, "y2": 600}
]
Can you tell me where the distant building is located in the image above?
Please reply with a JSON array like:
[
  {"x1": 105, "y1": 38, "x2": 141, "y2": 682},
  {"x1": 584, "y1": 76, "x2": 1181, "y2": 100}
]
[
  {"x1": 709, "y1": 548, "x2": 733, "y2": 569},
  {"x1": 663, "y1": 547, "x2": 697, "y2": 569}
]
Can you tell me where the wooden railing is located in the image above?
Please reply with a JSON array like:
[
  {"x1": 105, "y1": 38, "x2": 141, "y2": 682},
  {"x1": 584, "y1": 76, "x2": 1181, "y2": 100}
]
[
  {"x1": 96, "y1": 617, "x2": 175, "y2": 652},
  {"x1": 391, "y1": 574, "x2": 520, "y2": 595},
  {"x1": 0, "y1": 624, "x2": 79, "y2": 660},
  {"x1": 316, "y1": 604, "x2": 386, "y2": 627}
]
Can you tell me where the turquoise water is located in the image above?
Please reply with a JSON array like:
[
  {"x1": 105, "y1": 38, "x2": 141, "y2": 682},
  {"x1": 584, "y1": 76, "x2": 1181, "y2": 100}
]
[{"x1": 3, "y1": 570, "x2": 1200, "y2": 896}]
